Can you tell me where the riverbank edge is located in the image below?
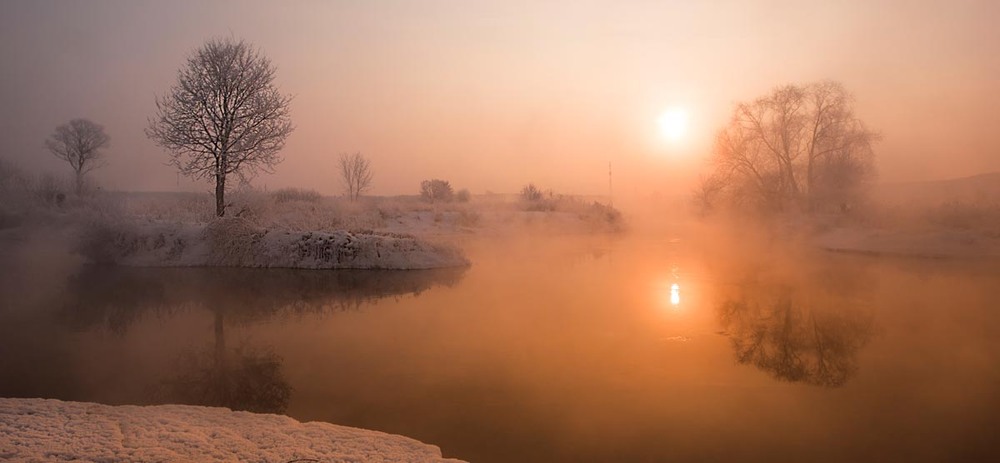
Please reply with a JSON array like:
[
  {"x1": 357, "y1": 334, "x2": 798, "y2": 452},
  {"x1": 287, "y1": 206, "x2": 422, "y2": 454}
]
[
  {"x1": 0, "y1": 397, "x2": 466, "y2": 462},
  {"x1": 78, "y1": 217, "x2": 471, "y2": 270}
]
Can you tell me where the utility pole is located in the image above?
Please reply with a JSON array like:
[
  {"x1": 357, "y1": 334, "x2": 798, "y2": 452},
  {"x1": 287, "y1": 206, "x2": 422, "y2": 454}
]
[{"x1": 608, "y1": 161, "x2": 613, "y2": 208}]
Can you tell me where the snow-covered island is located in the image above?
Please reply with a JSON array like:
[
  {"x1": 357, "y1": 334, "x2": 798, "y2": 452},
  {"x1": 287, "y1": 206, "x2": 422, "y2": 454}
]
[
  {"x1": 80, "y1": 218, "x2": 470, "y2": 270},
  {"x1": 0, "y1": 398, "x2": 465, "y2": 462}
]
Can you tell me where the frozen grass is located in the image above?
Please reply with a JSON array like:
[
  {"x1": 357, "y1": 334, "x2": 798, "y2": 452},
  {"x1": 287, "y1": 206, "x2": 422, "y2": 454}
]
[
  {"x1": 2, "y1": 166, "x2": 623, "y2": 269},
  {"x1": 107, "y1": 187, "x2": 623, "y2": 236},
  {"x1": 77, "y1": 217, "x2": 470, "y2": 269}
]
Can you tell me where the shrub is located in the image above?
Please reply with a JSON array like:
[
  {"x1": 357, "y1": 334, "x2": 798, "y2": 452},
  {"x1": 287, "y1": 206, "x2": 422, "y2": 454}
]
[
  {"x1": 521, "y1": 183, "x2": 543, "y2": 202},
  {"x1": 456, "y1": 188, "x2": 471, "y2": 203},
  {"x1": 205, "y1": 217, "x2": 266, "y2": 266},
  {"x1": 457, "y1": 209, "x2": 480, "y2": 227},
  {"x1": 34, "y1": 173, "x2": 69, "y2": 206},
  {"x1": 271, "y1": 187, "x2": 322, "y2": 203},
  {"x1": 420, "y1": 179, "x2": 454, "y2": 203}
]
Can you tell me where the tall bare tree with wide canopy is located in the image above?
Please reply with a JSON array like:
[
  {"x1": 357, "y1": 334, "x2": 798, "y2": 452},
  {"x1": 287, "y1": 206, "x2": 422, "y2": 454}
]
[
  {"x1": 147, "y1": 38, "x2": 293, "y2": 217},
  {"x1": 704, "y1": 81, "x2": 878, "y2": 212},
  {"x1": 338, "y1": 152, "x2": 373, "y2": 201},
  {"x1": 45, "y1": 118, "x2": 110, "y2": 194}
]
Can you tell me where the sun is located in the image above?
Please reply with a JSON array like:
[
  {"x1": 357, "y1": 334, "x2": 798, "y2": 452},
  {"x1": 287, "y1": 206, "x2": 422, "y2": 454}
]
[{"x1": 658, "y1": 107, "x2": 689, "y2": 142}]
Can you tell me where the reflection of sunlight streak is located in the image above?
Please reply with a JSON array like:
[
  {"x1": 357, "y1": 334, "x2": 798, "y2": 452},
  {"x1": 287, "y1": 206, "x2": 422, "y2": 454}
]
[{"x1": 670, "y1": 283, "x2": 680, "y2": 306}]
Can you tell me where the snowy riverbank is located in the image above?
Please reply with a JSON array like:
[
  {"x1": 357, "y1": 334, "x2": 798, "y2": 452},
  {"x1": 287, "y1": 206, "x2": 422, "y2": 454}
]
[
  {"x1": 80, "y1": 218, "x2": 469, "y2": 270},
  {"x1": 0, "y1": 398, "x2": 464, "y2": 462},
  {"x1": 813, "y1": 226, "x2": 1000, "y2": 259}
]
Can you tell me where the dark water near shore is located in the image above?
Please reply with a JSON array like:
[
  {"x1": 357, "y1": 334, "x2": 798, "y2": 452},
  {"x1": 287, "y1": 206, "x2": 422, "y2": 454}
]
[{"x1": 2, "y1": 233, "x2": 999, "y2": 462}]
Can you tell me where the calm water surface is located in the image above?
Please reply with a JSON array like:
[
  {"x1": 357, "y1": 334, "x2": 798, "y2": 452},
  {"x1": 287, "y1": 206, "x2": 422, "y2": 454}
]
[{"x1": 1, "y1": 233, "x2": 998, "y2": 462}]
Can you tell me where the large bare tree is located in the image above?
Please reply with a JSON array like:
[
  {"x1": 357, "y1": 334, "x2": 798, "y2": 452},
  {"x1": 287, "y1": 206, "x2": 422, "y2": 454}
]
[
  {"x1": 45, "y1": 118, "x2": 110, "y2": 194},
  {"x1": 705, "y1": 81, "x2": 878, "y2": 212},
  {"x1": 338, "y1": 152, "x2": 373, "y2": 201},
  {"x1": 147, "y1": 38, "x2": 293, "y2": 217}
]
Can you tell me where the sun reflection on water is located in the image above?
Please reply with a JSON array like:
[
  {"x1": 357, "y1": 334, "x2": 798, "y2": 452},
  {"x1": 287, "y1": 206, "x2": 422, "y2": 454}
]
[{"x1": 670, "y1": 283, "x2": 680, "y2": 306}]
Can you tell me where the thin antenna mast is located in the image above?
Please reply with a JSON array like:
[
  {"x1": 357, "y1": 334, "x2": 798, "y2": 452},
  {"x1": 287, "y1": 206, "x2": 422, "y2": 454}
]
[{"x1": 608, "y1": 161, "x2": 613, "y2": 207}]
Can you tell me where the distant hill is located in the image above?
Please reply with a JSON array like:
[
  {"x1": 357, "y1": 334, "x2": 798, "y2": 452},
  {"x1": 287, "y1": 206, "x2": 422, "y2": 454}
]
[{"x1": 874, "y1": 172, "x2": 1000, "y2": 205}]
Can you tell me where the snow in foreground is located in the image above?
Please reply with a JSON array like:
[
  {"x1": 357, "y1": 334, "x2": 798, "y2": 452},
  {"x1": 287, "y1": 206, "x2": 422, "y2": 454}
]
[{"x1": 0, "y1": 398, "x2": 465, "y2": 463}]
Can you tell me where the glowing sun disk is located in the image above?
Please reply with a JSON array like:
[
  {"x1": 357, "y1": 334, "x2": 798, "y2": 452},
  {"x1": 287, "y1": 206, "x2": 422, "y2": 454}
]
[{"x1": 658, "y1": 108, "x2": 689, "y2": 142}]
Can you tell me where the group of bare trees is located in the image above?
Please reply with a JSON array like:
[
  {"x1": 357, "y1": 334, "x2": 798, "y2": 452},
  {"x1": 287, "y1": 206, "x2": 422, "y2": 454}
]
[
  {"x1": 45, "y1": 39, "x2": 876, "y2": 220},
  {"x1": 144, "y1": 37, "x2": 377, "y2": 214},
  {"x1": 699, "y1": 81, "x2": 879, "y2": 214}
]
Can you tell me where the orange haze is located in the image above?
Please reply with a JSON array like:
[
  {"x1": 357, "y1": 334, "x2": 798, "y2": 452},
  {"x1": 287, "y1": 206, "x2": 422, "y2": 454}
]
[{"x1": 2, "y1": 0, "x2": 998, "y2": 199}]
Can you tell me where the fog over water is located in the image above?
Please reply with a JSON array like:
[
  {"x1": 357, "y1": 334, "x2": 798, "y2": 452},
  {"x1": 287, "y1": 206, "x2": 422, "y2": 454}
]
[{"x1": 2, "y1": 228, "x2": 998, "y2": 462}]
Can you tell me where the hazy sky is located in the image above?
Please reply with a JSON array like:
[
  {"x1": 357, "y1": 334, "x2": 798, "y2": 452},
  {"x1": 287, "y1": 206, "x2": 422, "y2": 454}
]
[{"x1": 1, "y1": 0, "x2": 998, "y2": 197}]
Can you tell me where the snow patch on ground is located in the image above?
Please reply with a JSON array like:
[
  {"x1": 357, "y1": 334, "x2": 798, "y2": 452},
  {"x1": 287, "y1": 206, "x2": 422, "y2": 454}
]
[{"x1": 0, "y1": 398, "x2": 465, "y2": 463}]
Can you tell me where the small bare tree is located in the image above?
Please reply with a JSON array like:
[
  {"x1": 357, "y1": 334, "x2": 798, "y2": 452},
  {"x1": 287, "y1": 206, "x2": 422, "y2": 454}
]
[
  {"x1": 338, "y1": 152, "x2": 373, "y2": 201},
  {"x1": 45, "y1": 118, "x2": 110, "y2": 194},
  {"x1": 147, "y1": 37, "x2": 294, "y2": 217}
]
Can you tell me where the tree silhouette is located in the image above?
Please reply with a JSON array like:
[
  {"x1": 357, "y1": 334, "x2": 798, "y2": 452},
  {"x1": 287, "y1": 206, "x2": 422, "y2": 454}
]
[
  {"x1": 147, "y1": 37, "x2": 294, "y2": 217},
  {"x1": 45, "y1": 118, "x2": 110, "y2": 194},
  {"x1": 339, "y1": 152, "x2": 373, "y2": 201},
  {"x1": 702, "y1": 81, "x2": 878, "y2": 212}
]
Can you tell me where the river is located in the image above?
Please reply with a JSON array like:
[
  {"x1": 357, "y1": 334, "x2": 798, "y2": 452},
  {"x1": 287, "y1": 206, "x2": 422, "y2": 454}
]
[{"x1": 1, "y1": 231, "x2": 998, "y2": 462}]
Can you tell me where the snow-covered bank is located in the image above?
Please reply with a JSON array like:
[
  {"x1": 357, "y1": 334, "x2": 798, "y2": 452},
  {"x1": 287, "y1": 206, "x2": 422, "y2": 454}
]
[
  {"x1": 0, "y1": 398, "x2": 464, "y2": 463},
  {"x1": 81, "y1": 218, "x2": 469, "y2": 270},
  {"x1": 814, "y1": 226, "x2": 1000, "y2": 259}
]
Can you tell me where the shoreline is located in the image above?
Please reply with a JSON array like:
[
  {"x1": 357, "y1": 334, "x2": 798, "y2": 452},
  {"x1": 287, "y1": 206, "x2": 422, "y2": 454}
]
[{"x1": 0, "y1": 397, "x2": 465, "y2": 462}]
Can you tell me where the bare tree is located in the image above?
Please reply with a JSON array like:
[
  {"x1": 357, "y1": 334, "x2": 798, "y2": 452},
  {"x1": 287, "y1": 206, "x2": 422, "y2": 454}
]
[
  {"x1": 338, "y1": 152, "x2": 373, "y2": 201},
  {"x1": 708, "y1": 81, "x2": 878, "y2": 212},
  {"x1": 45, "y1": 118, "x2": 110, "y2": 194},
  {"x1": 147, "y1": 37, "x2": 294, "y2": 217}
]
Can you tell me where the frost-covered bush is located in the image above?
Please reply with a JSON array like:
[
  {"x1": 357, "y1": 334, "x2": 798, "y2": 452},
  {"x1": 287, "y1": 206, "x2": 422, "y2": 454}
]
[
  {"x1": 521, "y1": 183, "x2": 543, "y2": 202},
  {"x1": 121, "y1": 192, "x2": 214, "y2": 223},
  {"x1": 456, "y1": 209, "x2": 481, "y2": 227},
  {"x1": 34, "y1": 173, "x2": 70, "y2": 206},
  {"x1": 76, "y1": 217, "x2": 140, "y2": 264},
  {"x1": 0, "y1": 157, "x2": 33, "y2": 223},
  {"x1": 271, "y1": 187, "x2": 322, "y2": 203},
  {"x1": 205, "y1": 217, "x2": 266, "y2": 266}
]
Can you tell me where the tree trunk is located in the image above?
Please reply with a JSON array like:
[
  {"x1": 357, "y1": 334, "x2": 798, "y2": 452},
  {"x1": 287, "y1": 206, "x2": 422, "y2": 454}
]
[
  {"x1": 215, "y1": 174, "x2": 226, "y2": 217},
  {"x1": 806, "y1": 159, "x2": 815, "y2": 212},
  {"x1": 75, "y1": 170, "x2": 84, "y2": 196}
]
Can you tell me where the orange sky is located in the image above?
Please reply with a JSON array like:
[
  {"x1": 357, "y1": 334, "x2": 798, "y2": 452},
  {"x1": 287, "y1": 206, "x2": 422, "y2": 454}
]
[{"x1": 2, "y1": 0, "x2": 998, "y2": 197}]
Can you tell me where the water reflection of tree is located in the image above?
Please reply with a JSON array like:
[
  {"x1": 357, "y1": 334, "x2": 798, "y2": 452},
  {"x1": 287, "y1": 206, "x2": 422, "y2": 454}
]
[
  {"x1": 57, "y1": 266, "x2": 465, "y2": 412},
  {"x1": 718, "y1": 282, "x2": 876, "y2": 387},
  {"x1": 59, "y1": 266, "x2": 466, "y2": 332},
  {"x1": 164, "y1": 340, "x2": 292, "y2": 414}
]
